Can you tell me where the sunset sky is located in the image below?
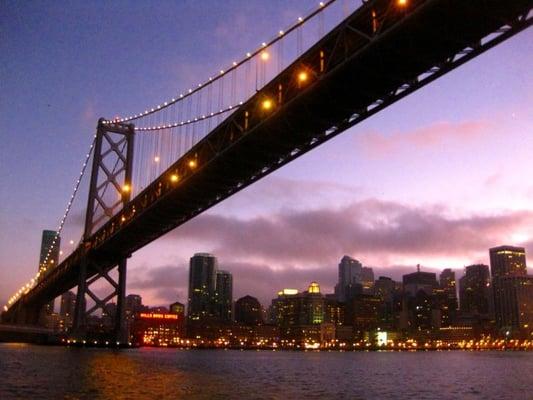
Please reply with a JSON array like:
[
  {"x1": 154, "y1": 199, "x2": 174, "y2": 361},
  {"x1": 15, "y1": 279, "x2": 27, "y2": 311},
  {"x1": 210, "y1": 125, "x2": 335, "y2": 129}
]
[{"x1": 1, "y1": 1, "x2": 532, "y2": 309}]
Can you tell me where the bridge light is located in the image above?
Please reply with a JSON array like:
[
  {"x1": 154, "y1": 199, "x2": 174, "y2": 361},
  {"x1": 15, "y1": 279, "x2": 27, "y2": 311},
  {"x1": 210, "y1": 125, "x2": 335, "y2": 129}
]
[
  {"x1": 121, "y1": 216, "x2": 126, "y2": 222},
  {"x1": 188, "y1": 159, "x2": 197, "y2": 169},
  {"x1": 397, "y1": 0, "x2": 408, "y2": 6},
  {"x1": 154, "y1": 156, "x2": 160, "y2": 163},
  {"x1": 69, "y1": 240, "x2": 74, "y2": 245},
  {"x1": 262, "y1": 99, "x2": 274, "y2": 110},
  {"x1": 3, "y1": 306, "x2": 7, "y2": 311},
  {"x1": 122, "y1": 184, "x2": 131, "y2": 193},
  {"x1": 261, "y1": 51, "x2": 269, "y2": 61},
  {"x1": 298, "y1": 71, "x2": 309, "y2": 83},
  {"x1": 170, "y1": 174, "x2": 179, "y2": 183}
]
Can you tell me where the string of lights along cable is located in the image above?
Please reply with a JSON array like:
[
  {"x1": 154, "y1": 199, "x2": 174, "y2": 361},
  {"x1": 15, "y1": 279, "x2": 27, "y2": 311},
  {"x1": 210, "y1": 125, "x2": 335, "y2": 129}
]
[
  {"x1": 110, "y1": 0, "x2": 364, "y2": 200},
  {"x1": 4, "y1": 0, "x2": 411, "y2": 311}
]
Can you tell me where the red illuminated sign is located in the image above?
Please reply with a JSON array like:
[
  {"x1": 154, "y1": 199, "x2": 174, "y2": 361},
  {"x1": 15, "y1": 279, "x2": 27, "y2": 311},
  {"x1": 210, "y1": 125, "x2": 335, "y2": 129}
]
[{"x1": 139, "y1": 313, "x2": 178, "y2": 320}]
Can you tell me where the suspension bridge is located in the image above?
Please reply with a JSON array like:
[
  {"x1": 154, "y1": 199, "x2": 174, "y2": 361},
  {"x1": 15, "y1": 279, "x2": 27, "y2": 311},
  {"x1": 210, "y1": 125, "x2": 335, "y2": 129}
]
[{"x1": 2, "y1": 0, "x2": 532, "y2": 343}]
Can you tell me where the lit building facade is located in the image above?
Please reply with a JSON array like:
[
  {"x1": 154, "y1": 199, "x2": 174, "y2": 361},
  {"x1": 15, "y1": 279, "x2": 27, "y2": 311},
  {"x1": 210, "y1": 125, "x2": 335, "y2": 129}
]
[
  {"x1": 132, "y1": 312, "x2": 184, "y2": 346},
  {"x1": 272, "y1": 283, "x2": 325, "y2": 341}
]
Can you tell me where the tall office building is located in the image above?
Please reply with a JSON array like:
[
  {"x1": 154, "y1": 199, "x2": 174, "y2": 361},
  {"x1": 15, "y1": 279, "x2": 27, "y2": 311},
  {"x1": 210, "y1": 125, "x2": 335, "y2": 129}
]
[
  {"x1": 335, "y1": 255, "x2": 363, "y2": 302},
  {"x1": 489, "y1": 246, "x2": 532, "y2": 335},
  {"x1": 215, "y1": 270, "x2": 233, "y2": 322},
  {"x1": 38, "y1": 230, "x2": 60, "y2": 315},
  {"x1": 459, "y1": 264, "x2": 491, "y2": 315},
  {"x1": 187, "y1": 253, "x2": 218, "y2": 321}
]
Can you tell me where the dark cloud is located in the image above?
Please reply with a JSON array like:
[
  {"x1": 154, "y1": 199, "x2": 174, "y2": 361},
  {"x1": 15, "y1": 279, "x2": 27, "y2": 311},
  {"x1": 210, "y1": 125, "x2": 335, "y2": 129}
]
[{"x1": 168, "y1": 199, "x2": 532, "y2": 265}]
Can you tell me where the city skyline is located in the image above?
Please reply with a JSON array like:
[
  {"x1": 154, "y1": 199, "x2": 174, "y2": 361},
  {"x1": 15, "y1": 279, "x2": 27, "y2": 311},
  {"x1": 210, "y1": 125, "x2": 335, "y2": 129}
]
[{"x1": 1, "y1": 0, "x2": 532, "y2": 310}]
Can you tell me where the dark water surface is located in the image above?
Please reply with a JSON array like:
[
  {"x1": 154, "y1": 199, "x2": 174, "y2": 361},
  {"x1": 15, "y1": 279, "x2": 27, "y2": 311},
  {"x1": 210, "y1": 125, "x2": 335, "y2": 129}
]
[{"x1": 1, "y1": 344, "x2": 532, "y2": 399}]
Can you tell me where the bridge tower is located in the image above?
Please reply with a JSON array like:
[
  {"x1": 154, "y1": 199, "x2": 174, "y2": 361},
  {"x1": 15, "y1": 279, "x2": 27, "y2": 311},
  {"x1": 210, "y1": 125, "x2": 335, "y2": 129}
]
[{"x1": 72, "y1": 118, "x2": 134, "y2": 344}]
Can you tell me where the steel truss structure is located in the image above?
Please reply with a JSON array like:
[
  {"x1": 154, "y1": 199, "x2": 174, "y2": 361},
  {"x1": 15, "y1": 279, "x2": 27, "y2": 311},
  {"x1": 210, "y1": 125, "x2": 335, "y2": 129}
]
[{"x1": 72, "y1": 120, "x2": 134, "y2": 342}]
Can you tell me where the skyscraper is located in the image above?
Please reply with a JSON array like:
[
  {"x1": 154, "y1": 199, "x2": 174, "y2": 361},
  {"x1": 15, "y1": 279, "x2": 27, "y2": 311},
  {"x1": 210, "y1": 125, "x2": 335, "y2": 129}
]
[
  {"x1": 215, "y1": 270, "x2": 233, "y2": 322},
  {"x1": 459, "y1": 264, "x2": 491, "y2": 315},
  {"x1": 489, "y1": 246, "x2": 532, "y2": 335},
  {"x1": 187, "y1": 253, "x2": 217, "y2": 321},
  {"x1": 39, "y1": 230, "x2": 60, "y2": 315},
  {"x1": 335, "y1": 255, "x2": 363, "y2": 302}
]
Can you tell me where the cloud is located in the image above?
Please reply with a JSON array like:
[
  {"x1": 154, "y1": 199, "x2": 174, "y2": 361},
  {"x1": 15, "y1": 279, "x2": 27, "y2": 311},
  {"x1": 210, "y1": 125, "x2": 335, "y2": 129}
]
[
  {"x1": 169, "y1": 198, "x2": 532, "y2": 267},
  {"x1": 357, "y1": 120, "x2": 490, "y2": 157}
]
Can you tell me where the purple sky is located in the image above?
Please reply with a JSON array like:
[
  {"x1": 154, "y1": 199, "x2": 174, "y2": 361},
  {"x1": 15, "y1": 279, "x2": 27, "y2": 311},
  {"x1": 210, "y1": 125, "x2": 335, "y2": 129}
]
[{"x1": 1, "y1": 1, "x2": 532, "y2": 309}]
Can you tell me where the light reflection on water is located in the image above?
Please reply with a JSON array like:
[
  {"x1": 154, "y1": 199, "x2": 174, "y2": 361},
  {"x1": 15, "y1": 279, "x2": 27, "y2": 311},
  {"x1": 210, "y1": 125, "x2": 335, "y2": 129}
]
[{"x1": 1, "y1": 344, "x2": 532, "y2": 399}]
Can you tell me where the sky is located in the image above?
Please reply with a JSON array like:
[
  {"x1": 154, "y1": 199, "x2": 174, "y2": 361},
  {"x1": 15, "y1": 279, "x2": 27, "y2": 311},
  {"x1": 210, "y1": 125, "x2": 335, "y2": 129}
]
[{"x1": 1, "y1": 1, "x2": 532, "y2": 309}]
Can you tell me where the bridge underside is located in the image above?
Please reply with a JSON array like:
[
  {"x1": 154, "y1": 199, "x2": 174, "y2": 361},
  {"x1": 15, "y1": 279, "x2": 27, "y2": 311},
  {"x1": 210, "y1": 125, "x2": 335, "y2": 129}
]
[{"x1": 3, "y1": 0, "x2": 532, "y2": 323}]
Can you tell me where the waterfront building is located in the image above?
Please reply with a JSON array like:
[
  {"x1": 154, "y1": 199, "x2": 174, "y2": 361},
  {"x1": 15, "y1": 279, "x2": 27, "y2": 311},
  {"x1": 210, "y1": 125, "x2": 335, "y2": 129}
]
[
  {"x1": 489, "y1": 246, "x2": 533, "y2": 336},
  {"x1": 272, "y1": 282, "x2": 325, "y2": 341},
  {"x1": 324, "y1": 297, "x2": 345, "y2": 326},
  {"x1": 132, "y1": 311, "x2": 184, "y2": 346},
  {"x1": 492, "y1": 275, "x2": 533, "y2": 337},
  {"x1": 374, "y1": 276, "x2": 400, "y2": 329},
  {"x1": 347, "y1": 294, "x2": 382, "y2": 338},
  {"x1": 235, "y1": 295, "x2": 263, "y2": 326}
]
